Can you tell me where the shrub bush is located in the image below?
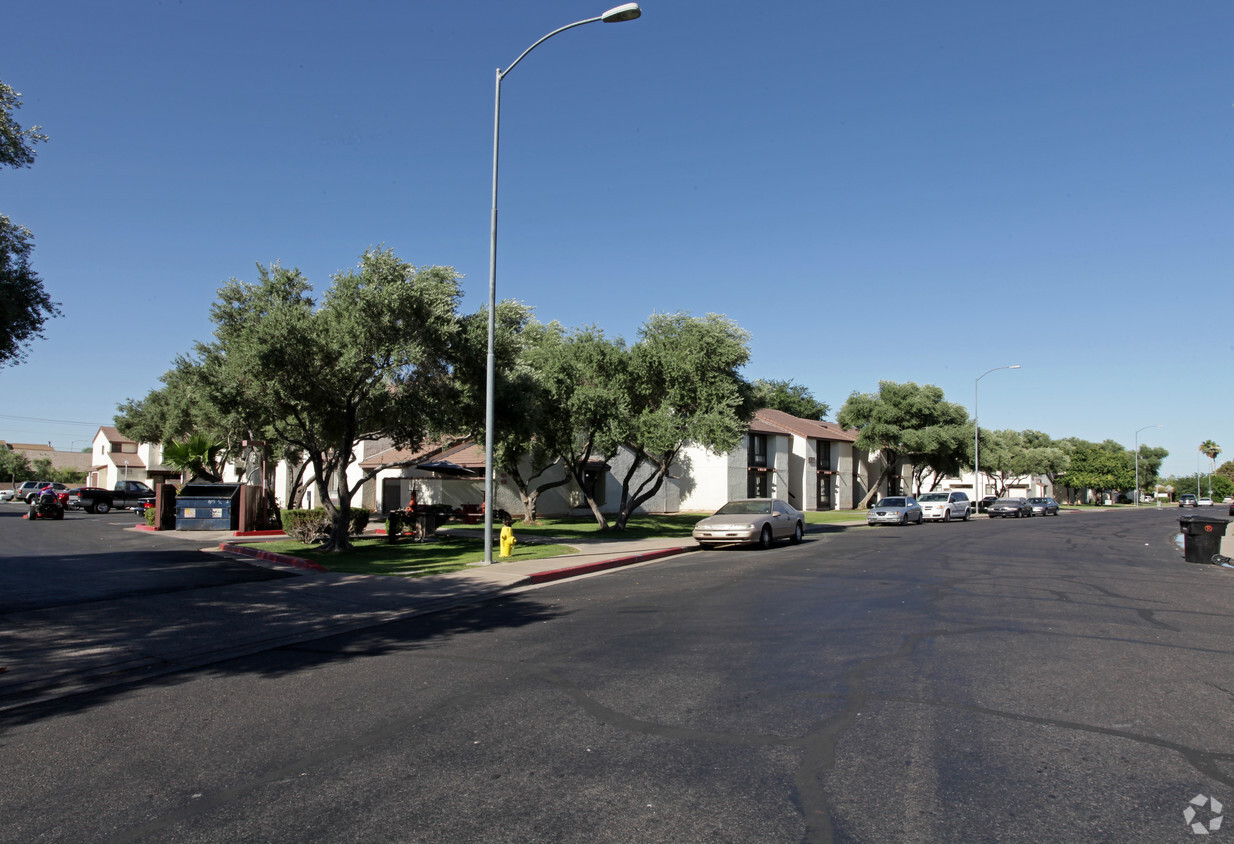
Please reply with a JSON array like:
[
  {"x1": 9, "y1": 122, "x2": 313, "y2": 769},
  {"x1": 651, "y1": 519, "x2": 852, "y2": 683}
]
[
  {"x1": 280, "y1": 507, "x2": 372, "y2": 544},
  {"x1": 281, "y1": 509, "x2": 331, "y2": 543}
]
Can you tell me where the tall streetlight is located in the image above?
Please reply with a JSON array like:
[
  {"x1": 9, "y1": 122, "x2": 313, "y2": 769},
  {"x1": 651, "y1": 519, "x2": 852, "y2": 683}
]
[
  {"x1": 483, "y1": 4, "x2": 642, "y2": 563},
  {"x1": 973, "y1": 365, "x2": 1020, "y2": 504},
  {"x1": 1133, "y1": 424, "x2": 1163, "y2": 507}
]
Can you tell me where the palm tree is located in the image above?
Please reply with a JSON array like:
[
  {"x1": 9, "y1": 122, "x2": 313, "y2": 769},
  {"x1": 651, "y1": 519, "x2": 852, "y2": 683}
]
[
  {"x1": 162, "y1": 434, "x2": 224, "y2": 483},
  {"x1": 1199, "y1": 440, "x2": 1221, "y2": 498}
]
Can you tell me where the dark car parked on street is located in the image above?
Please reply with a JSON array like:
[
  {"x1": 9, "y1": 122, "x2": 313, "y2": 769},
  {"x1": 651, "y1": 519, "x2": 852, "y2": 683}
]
[
  {"x1": 977, "y1": 495, "x2": 998, "y2": 513},
  {"x1": 987, "y1": 498, "x2": 1034, "y2": 518}
]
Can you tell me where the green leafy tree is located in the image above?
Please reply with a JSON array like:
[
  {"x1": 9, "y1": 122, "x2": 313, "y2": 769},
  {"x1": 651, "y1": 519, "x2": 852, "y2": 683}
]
[
  {"x1": 976, "y1": 429, "x2": 1070, "y2": 497},
  {"x1": 0, "y1": 81, "x2": 58, "y2": 368},
  {"x1": 0, "y1": 447, "x2": 32, "y2": 485},
  {"x1": 1165, "y1": 473, "x2": 1232, "y2": 503},
  {"x1": 162, "y1": 434, "x2": 225, "y2": 482},
  {"x1": 530, "y1": 326, "x2": 631, "y2": 529},
  {"x1": 750, "y1": 378, "x2": 829, "y2": 421},
  {"x1": 613, "y1": 312, "x2": 754, "y2": 530},
  {"x1": 0, "y1": 81, "x2": 48, "y2": 167},
  {"x1": 184, "y1": 249, "x2": 462, "y2": 550},
  {"x1": 904, "y1": 419, "x2": 972, "y2": 495},
  {"x1": 452, "y1": 302, "x2": 571, "y2": 523},
  {"x1": 1022, "y1": 430, "x2": 1071, "y2": 491},
  {"x1": 837, "y1": 381, "x2": 969, "y2": 506},
  {"x1": 1056, "y1": 440, "x2": 1134, "y2": 503},
  {"x1": 1134, "y1": 445, "x2": 1168, "y2": 497},
  {"x1": 31, "y1": 456, "x2": 55, "y2": 480},
  {"x1": 117, "y1": 357, "x2": 300, "y2": 496}
]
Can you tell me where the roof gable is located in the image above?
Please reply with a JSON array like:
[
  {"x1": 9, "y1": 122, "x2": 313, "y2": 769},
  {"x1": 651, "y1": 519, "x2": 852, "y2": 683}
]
[{"x1": 753, "y1": 408, "x2": 858, "y2": 443}]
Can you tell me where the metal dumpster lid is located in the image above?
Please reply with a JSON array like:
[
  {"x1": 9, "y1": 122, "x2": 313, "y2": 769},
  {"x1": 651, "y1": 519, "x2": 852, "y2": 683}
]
[{"x1": 177, "y1": 483, "x2": 242, "y2": 498}]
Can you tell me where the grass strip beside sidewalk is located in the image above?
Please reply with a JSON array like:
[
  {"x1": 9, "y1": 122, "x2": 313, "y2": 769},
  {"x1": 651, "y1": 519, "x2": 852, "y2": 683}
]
[{"x1": 234, "y1": 536, "x2": 577, "y2": 577}]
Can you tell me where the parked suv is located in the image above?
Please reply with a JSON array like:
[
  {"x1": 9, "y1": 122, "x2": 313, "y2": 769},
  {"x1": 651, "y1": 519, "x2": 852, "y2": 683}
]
[
  {"x1": 16, "y1": 481, "x2": 64, "y2": 505},
  {"x1": 917, "y1": 491, "x2": 971, "y2": 522}
]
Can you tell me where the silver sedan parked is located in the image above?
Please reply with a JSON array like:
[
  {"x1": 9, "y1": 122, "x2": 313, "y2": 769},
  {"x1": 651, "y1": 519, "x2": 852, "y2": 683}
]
[
  {"x1": 867, "y1": 496, "x2": 923, "y2": 526},
  {"x1": 1027, "y1": 496, "x2": 1060, "y2": 516},
  {"x1": 692, "y1": 498, "x2": 805, "y2": 549}
]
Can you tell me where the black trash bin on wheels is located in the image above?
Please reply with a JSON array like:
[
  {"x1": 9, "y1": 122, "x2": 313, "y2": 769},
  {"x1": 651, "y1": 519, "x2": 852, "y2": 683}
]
[{"x1": 1178, "y1": 514, "x2": 1230, "y2": 564}]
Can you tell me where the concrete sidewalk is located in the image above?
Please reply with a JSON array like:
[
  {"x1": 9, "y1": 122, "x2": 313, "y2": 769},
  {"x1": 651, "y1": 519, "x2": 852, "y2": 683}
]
[{"x1": 0, "y1": 526, "x2": 699, "y2": 714}]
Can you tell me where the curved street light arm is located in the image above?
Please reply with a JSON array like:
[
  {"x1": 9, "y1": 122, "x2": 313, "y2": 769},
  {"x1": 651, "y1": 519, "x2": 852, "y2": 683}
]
[
  {"x1": 1134, "y1": 424, "x2": 1164, "y2": 506},
  {"x1": 500, "y1": 16, "x2": 604, "y2": 81},
  {"x1": 973, "y1": 365, "x2": 1020, "y2": 504}
]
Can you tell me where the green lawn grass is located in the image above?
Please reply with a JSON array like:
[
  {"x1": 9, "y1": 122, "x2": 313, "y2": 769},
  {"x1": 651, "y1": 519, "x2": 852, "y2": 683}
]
[
  {"x1": 238, "y1": 536, "x2": 577, "y2": 577},
  {"x1": 454, "y1": 509, "x2": 866, "y2": 540},
  {"x1": 242, "y1": 509, "x2": 872, "y2": 575}
]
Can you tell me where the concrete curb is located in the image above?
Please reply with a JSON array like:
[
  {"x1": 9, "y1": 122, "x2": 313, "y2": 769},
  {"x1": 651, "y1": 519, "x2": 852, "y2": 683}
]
[
  {"x1": 527, "y1": 546, "x2": 700, "y2": 584},
  {"x1": 219, "y1": 541, "x2": 699, "y2": 581},
  {"x1": 219, "y1": 542, "x2": 327, "y2": 571}
]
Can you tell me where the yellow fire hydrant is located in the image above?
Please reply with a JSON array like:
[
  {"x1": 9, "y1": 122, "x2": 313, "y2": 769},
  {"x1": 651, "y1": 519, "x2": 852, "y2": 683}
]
[{"x1": 499, "y1": 519, "x2": 517, "y2": 558}]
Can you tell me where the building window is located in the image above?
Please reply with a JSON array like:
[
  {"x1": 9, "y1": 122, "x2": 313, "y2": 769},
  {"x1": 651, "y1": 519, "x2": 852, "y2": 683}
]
[{"x1": 748, "y1": 434, "x2": 767, "y2": 468}]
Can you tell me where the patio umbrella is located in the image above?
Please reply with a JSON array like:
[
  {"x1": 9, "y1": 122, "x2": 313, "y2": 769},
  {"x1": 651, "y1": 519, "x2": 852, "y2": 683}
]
[{"x1": 415, "y1": 460, "x2": 476, "y2": 477}]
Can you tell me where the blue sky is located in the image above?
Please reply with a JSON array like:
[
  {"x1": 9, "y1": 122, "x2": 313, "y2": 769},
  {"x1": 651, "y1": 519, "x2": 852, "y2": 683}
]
[{"x1": 3, "y1": 0, "x2": 1230, "y2": 479}]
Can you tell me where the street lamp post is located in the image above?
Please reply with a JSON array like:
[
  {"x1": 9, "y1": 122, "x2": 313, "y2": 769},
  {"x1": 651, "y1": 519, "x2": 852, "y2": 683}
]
[
  {"x1": 482, "y1": 3, "x2": 642, "y2": 564},
  {"x1": 973, "y1": 365, "x2": 1020, "y2": 505},
  {"x1": 1134, "y1": 424, "x2": 1163, "y2": 507}
]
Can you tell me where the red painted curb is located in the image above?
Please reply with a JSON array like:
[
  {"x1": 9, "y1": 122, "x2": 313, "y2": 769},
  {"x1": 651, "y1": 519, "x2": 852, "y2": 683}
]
[
  {"x1": 528, "y1": 546, "x2": 697, "y2": 585},
  {"x1": 219, "y1": 542, "x2": 327, "y2": 572},
  {"x1": 233, "y1": 529, "x2": 287, "y2": 537}
]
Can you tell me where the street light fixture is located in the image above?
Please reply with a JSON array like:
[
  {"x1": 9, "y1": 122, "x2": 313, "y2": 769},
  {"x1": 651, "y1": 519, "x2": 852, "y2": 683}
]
[
  {"x1": 1134, "y1": 424, "x2": 1163, "y2": 507},
  {"x1": 973, "y1": 365, "x2": 1020, "y2": 504},
  {"x1": 482, "y1": 4, "x2": 642, "y2": 564}
]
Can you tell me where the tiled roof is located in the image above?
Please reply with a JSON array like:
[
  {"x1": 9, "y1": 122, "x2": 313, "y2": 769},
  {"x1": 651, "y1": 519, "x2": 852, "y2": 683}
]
[
  {"x1": 107, "y1": 454, "x2": 147, "y2": 468},
  {"x1": 100, "y1": 426, "x2": 136, "y2": 445},
  {"x1": 748, "y1": 416, "x2": 790, "y2": 435},
  {"x1": 753, "y1": 408, "x2": 858, "y2": 443},
  {"x1": 358, "y1": 438, "x2": 482, "y2": 470},
  {"x1": 438, "y1": 441, "x2": 485, "y2": 468},
  {"x1": 7, "y1": 442, "x2": 56, "y2": 453}
]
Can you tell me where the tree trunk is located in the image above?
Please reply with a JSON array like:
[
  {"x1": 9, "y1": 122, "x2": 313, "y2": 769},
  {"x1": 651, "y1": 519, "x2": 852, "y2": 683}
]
[
  {"x1": 506, "y1": 462, "x2": 569, "y2": 524},
  {"x1": 311, "y1": 448, "x2": 353, "y2": 553},
  {"x1": 614, "y1": 450, "x2": 670, "y2": 531},
  {"x1": 566, "y1": 462, "x2": 608, "y2": 530}
]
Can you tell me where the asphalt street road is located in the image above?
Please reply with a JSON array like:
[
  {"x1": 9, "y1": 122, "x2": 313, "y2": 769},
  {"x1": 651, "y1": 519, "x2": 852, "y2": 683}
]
[
  {"x1": 3, "y1": 507, "x2": 1233, "y2": 843},
  {"x1": 0, "y1": 505, "x2": 290, "y2": 613}
]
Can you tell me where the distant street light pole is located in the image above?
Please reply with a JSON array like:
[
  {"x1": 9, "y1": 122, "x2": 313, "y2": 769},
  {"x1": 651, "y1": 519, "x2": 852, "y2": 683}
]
[
  {"x1": 482, "y1": 3, "x2": 642, "y2": 564},
  {"x1": 973, "y1": 365, "x2": 1020, "y2": 504},
  {"x1": 1134, "y1": 424, "x2": 1163, "y2": 507}
]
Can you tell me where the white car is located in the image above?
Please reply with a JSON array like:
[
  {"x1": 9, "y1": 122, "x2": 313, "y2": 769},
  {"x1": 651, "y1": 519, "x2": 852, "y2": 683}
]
[
  {"x1": 1198, "y1": 497, "x2": 1214, "y2": 507},
  {"x1": 0, "y1": 488, "x2": 16, "y2": 502},
  {"x1": 916, "y1": 491, "x2": 971, "y2": 522}
]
